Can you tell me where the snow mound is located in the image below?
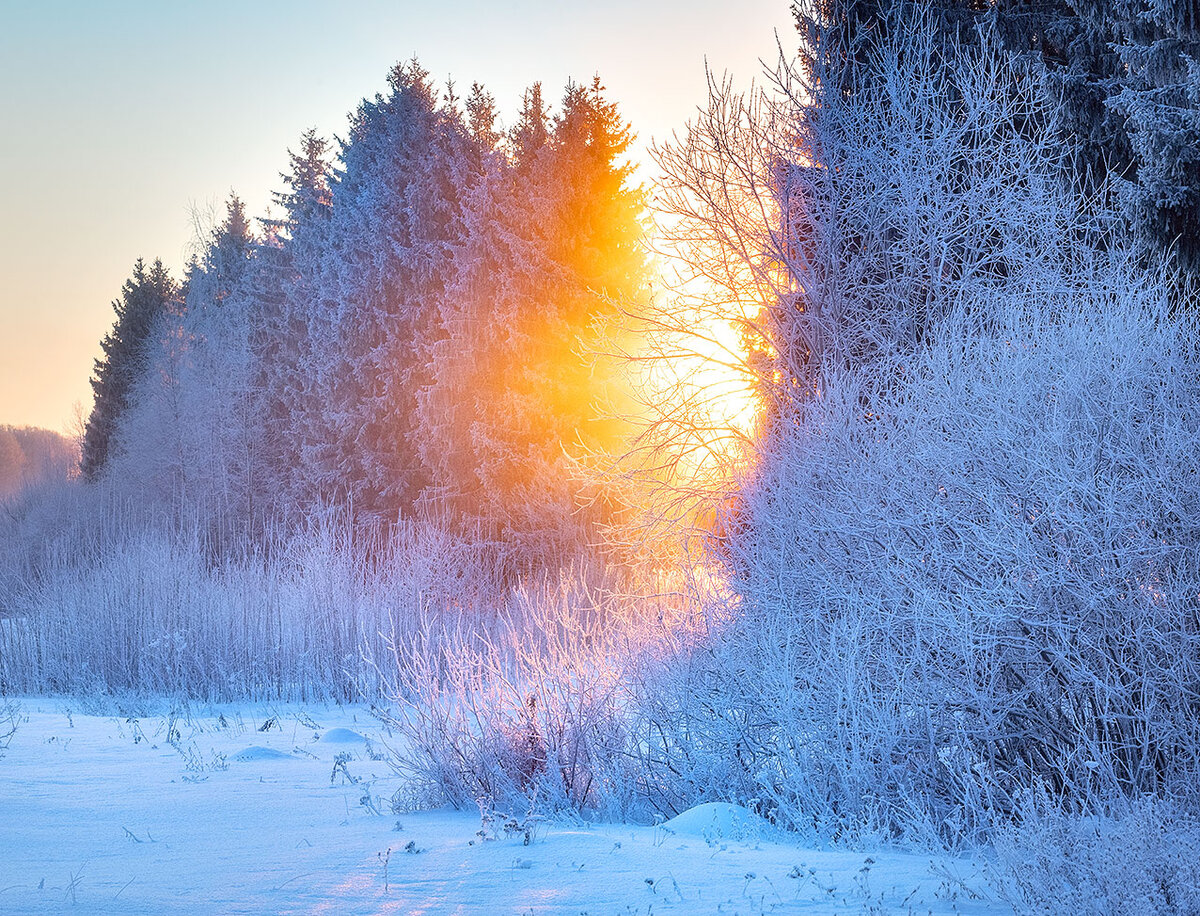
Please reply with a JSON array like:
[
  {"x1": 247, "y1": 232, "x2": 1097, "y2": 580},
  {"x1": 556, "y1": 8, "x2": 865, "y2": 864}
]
[
  {"x1": 660, "y1": 803, "x2": 769, "y2": 843},
  {"x1": 318, "y1": 727, "x2": 368, "y2": 743},
  {"x1": 233, "y1": 745, "x2": 295, "y2": 762}
]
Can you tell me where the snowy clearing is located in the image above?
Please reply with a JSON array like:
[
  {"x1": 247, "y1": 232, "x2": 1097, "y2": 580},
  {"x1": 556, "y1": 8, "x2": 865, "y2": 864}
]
[{"x1": 0, "y1": 700, "x2": 1004, "y2": 915}]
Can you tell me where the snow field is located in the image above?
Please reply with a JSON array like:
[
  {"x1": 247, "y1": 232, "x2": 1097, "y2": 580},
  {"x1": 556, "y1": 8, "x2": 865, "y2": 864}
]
[{"x1": 0, "y1": 701, "x2": 1002, "y2": 915}]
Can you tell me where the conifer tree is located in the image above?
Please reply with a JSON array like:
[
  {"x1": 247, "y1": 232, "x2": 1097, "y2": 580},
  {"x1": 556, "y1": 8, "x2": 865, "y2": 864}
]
[
  {"x1": 108, "y1": 196, "x2": 258, "y2": 524},
  {"x1": 300, "y1": 60, "x2": 474, "y2": 518},
  {"x1": 81, "y1": 258, "x2": 178, "y2": 480},
  {"x1": 794, "y1": 2, "x2": 1198, "y2": 274},
  {"x1": 180, "y1": 195, "x2": 258, "y2": 521},
  {"x1": 933, "y1": 1, "x2": 1196, "y2": 273},
  {"x1": 465, "y1": 82, "x2": 500, "y2": 153},
  {"x1": 442, "y1": 78, "x2": 645, "y2": 558},
  {"x1": 251, "y1": 129, "x2": 333, "y2": 521},
  {"x1": 510, "y1": 82, "x2": 550, "y2": 166},
  {"x1": 1101, "y1": 1, "x2": 1200, "y2": 272}
]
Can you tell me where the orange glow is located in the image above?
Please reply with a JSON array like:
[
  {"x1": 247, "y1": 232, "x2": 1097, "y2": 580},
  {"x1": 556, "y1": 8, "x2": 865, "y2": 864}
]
[
  {"x1": 686, "y1": 314, "x2": 760, "y2": 441},
  {"x1": 633, "y1": 278, "x2": 762, "y2": 492}
]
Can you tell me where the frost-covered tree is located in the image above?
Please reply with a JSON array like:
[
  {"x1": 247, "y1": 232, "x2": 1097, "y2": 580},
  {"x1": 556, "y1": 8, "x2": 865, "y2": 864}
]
[
  {"x1": 111, "y1": 196, "x2": 259, "y2": 529},
  {"x1": 921, "y1": 0, "x2": 1200, "y2": 274},
  {"x1": 410, "y1": 92, "x2": 513, "y2": 530},
  {"x1": 296, "y1": 60, "x2": 475, "y2": 519},
  {"x1": 1101, "y1": 1, "x2": 1200, "y2": 272},
  {"x1": 416, "y1": 78, "x2": 647, "y2": 562},
  {"x1": 0, "y1": 428, "x2": 22, "y2": 497},
  {"x1": 509, "y1": 82, "x2": 550, "y2": 165},
  {"x1": 464, "y1": 81, "x2": 501, "y2": 152},
  {"x1": 251, "y1": 129, "x2": 333, "y2": 520},
  {"x1": 508, "y1": 78, "x2": 645, "y2": 546},
  {"x1": 180, "y1": 195, "x2": 259, "y2": 524},
  {"x1": 797, "y1": 1, "x2": 1200, "y2": 274},
  {"x1": 82, "y1": 258, "x2": 179, "y2": 480}
]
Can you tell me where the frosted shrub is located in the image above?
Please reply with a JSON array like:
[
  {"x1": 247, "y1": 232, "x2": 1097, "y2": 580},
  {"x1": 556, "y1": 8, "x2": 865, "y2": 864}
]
[
  {"x1": 648, "y1": 8, "x2": 1200, "y2": 846},
  {"x1": 0, "y1": 498, "x2": 502, "y2": 701},
  {"x1": 992, "y1": 798, "x2": 1200, "y2": 915},
  {"x1": 0, "y1": 698, "x2": 17, "y2": 753},
  {"x1": 614, "y1": 604, "x2": 770, "y2": 825},
  {"x1": 713, "y1": 278, "x2": 1200, "y2": 843},
  {"x1": 379, "y1": 565, "x2": 673, "y2": 820}
]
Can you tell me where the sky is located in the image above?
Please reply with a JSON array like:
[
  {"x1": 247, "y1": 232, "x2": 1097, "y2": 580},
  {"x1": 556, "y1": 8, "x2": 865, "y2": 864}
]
[{"x1": 0, "y1": 0, "x2": 795, "y2": 434}]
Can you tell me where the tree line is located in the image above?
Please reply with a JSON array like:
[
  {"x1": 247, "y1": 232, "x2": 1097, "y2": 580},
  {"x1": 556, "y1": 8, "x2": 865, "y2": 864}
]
[
  {"x1": 0, "y1": 426, "x2": 75, "y2": 501},
  {"x1": 81, "y1": 63, "x2": 645, "y2": 566}
]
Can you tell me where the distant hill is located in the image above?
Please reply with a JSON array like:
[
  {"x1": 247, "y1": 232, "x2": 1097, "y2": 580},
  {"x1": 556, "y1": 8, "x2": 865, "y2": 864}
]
[{"x1": 0, "y1": 425, "x2": 78, "y2": 499}]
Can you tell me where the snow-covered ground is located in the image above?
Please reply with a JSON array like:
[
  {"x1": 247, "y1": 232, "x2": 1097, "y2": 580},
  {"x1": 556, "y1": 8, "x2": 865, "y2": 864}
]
[{"x1": 0, "y1": 700, "x2": 1003, "y2": 915}]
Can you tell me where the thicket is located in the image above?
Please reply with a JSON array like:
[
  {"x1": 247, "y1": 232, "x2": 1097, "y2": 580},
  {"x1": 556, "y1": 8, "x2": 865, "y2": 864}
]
[{"x1": 637, "y1": 1, "x2": 1200, "y2": 860}]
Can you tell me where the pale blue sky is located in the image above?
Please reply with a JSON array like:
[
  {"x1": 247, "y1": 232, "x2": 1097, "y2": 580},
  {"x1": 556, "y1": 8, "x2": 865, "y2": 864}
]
[{"x1": 0, "y1": 0, "x2": 794, "y2": 431}]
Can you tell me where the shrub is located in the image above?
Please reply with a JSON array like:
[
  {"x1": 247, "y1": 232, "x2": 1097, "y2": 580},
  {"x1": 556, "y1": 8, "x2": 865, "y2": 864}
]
[
  {"x1": 992, "y1": 797, "x2": 1200, "y2": 915},
  {"x1": 709, "y1": 276, "x2": 1200, "y2": 844},
  {"x1": 0, "y1": 698, "x2": 17, "y2": 754},
  {"x1": 648, "y1": 8, "x2": 1200, "y2": 846},
  {"x1": 377, "y1": 564, "x2": 664, "y2": 821}
]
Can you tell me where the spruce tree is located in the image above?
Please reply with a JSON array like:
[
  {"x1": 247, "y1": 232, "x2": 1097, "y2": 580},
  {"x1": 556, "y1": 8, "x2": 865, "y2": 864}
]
[
  {"x1": 466, "y1": 78, "x2": 645, "y2": 558},
  {"x1": 81, "y1": 258, "x2": 179, "y2": 480},
  {"x1": 935, "y1": 1, "x2": 1196, "y2": 273},
  {"x1": 411, "y1": 76, "x2": 647, "y2": 563},
  {"x1": 795, "y1": 2, "x2": 1198, "y2": 274},
  {"x1": 1102, "y1": 1, "x2": 1200, "y2": 273},
  {"x1": 252, "y1": 129, "x2": 333, "y2": 522},
  {"x1": 178, "y1": 195, "x2": 258, "y2": 522},
  {"x1": 300, "y1": 60, "x2": 473, "y2": 518},
  {"x1": 510, "y1": 82, "x2": 550, "y2": 166},
  {"x1": 101, "y1": 196, "x2": 259, "y2": 527}
]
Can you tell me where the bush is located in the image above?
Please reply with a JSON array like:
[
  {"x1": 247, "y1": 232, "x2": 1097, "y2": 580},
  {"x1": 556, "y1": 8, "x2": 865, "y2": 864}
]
[
  {"x1": 646, "y1": 9, "x2": 1200, "y2": 847},
  {"x1": 707, "y1": 276, "x2": 1200, "y2": 844},
  {"x1": 0, "y1": 698, "x2": 17, "y2": 755},
  {"x1": 992, "y1": 798, "x2": 1200, "y2": 915},
  {"x1": 377, "y1": 563, "x2": 675, "y2": 821}
]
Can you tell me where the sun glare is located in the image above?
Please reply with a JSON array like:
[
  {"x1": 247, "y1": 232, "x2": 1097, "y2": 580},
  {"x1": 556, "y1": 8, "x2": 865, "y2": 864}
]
[{"x1": 635, "y1": 285, "x2": 762, "y2": 487}]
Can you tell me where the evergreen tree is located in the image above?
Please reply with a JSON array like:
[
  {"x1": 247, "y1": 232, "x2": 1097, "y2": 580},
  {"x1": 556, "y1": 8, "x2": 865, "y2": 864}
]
[
  {"x1": 262, "y1": 129, "x2": 335, "y2": 241},
  {"x1": 173, "y1": 194, "x2": 259, "y2": 524},
  {"x1": 794, "y1": 2, "x2": 1198, "y2": 273},
  {"x1": 423, "y1": 77, "x2": 646, "y2": 560},
  {"x1": 300, "y1": 60, "x2": 474, "y2": 518},
  {"x1": 80, "y1": 61, "x2": 648, "y2": 562},
  {"x1": 509, "y1": 82, "x2": 550, "y2": 166},
  {"x1": 1101, "y1": 1, "x2": 1200, "y2": 272},
  {"x1": 535, "y1": 77, "x2": 645, "y2": 459},
  {"x1": 414, "y1": 109, "x2": 536, "y2": 536},
  {"x1": 81, "y1": 258, "x2": 178, "y2": 480},
  {"x1": 251, "y1": 129, "x2": 333, "y2": 522},
  {"x1": 107, "y1": 196, "x2": 259, "y2": 526},
  {"x1": 977, "y1": 1, "x2": 1199, "y2": 273},
  {"x1": 932, "y1": 1, "x2": 1196, "y2": 273},
  {"x1": 465, "y1": 82, "x2": 501, "y2": 153}
]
